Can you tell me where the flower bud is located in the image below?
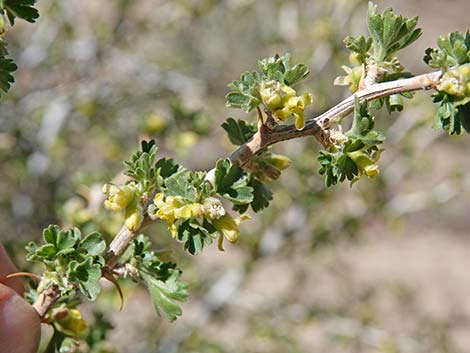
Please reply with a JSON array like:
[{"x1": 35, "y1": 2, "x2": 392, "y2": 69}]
[
  {"x1": 51, "y1": 306, "x2": 89, "y2": 339},
  {"x1": 260, "y1": 80, "x2": 297, "y2": 110},
  {"x1": 349, "y1": 52, "x2": 363, "y2": 66},
  {"x1": 347, "y1": 150, "x2": 380, "y2": 178},
  {"x1": 268, "y1": 154, "x2": 291, "y2": 170},
  {"x1": 125, "y1": 204, "x2": 143, "y2": 231},
  {"x1": 102, "y1": 184, "x2": 134, "y2": 211}
]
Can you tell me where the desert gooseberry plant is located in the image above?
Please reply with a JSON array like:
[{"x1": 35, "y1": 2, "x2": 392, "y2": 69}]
[{"x1": 1, "y1": 2, "x2": 470, "y2": 352}]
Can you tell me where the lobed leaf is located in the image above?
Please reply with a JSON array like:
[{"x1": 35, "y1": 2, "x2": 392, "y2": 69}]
[
  {"x1": 214, "y1": 159, "x2": 253, "y2": 205},
  {"x1": 221, "y1": 118, "x2": 257, "y2": 146},
  {"x1": 2, "y1": 0, "x2": 39, "y2": 25},
  {"x1": 141, "y1": 269, "x2": 188, "y2": 322},
  {"x1": 0, "y1": 52, "x2": 17, "y2": 93}
]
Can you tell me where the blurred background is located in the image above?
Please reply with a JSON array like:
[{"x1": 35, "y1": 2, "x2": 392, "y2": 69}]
[{"x1": 0, "y1": 0, "x2": 469, "y2": 352}]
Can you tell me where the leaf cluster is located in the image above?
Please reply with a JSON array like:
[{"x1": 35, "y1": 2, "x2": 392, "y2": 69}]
[
  {"x1": 124, "y1": 139, "x2": 180, "y2": 193},
  {"x1": 127, "y1": 236, "x2": 188, "y2": 321},
  {"x1": 164, "y1": 170, "x2": 212, "y2": 203},
  {"x1": 344, "y1": 2, "x2": 421, "y2": 64},
  {"x1": 1, "y1": 0, "x2": 39, "y2": 25},
  {"x1": 0, "y1": 0, "x2": 39, "y2": 95},
  {"x1": 0, "y1": 41, "x2": 17, "y2": 94},
  {"x1": 26, "y1": 225, "x2": 106, "y2": 300},
  {"x1": 366, "y1": 2, "x2": 421, "y2": 62},
  {"x1": 177, "y1": 218, "x2": 217, "y2": 255},
  {"x1": 318, "y1": 99, "x2": 385, "y2": 187},
  {"x1": 226, "y1": 53, "x2": 310, "y2": 112},
  {"x1": 221, "y1": 118, "x2": 257, "y2": 145},
  {"x1": 424, "y1": 31, "x2": 470, "y2": 71},
  {"x1": 424, "y1": 32, "x2": 470, "y2": 134},
  {"x1": 339, "y1": 3, "x2": 420, "y2": 111},
  {"x1": 214, "y1": 159, "x2": 254, "y2": 205}
]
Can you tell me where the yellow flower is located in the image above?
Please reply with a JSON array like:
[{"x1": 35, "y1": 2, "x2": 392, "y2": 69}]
[
  {"x1": 202, "y1": 197, "x2": 226, "y2": 220},
  {"x1": 259, "y1": 80, "x2": 296, "y2": 110},
  {"x1": 125, "y1": 204, "x2": 143, "y2": 231},
  {"x1": 153, "y1": 192, "x2": 203, "y2": 237},
  {"x1": 51, "y1": 306, "x2": 89, "y2": 340},
  {"x1": 102, "y1": 184, "x2": 134, "y2": 211},
  {"x1": 439, "y1": 63, "x2": 470, "y2": 98},
  {"x1": 334, "y1": 65, "x2": 363, "y2": 93},
  {"x1": 347, "y1": 149, "x2": 382, "y2": 179},
  {"x1": 212, "y1": 214, "x2": 250, "y2": 244},
  {"x1": 272, "y1": 91, "x2": 313, "y2": 130},
  {"x1": 364, "y1": 164, "x2": 380, "y2": 177}
]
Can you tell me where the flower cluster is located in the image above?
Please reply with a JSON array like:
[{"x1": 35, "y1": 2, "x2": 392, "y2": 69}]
[
  {"x1": 102, "y1": 183, "x2": 143, "y2": 231},
  {"x1": 438, "y1": 63, "x2": 470, "y2": 98},
  {"x1": 151, "y1": 192, "x2": 247, "y2": 245},
  {"x1": 334, "y1": 54, "x2": 364, "y2": 93},
  {"x1": 259, "y1": 80, "x2": 313, "y2": 130}
]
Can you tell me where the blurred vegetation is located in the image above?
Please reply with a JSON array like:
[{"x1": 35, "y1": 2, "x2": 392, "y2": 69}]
[{"x1": 0, "y1": 0, "x2": 469, "y2": 352}]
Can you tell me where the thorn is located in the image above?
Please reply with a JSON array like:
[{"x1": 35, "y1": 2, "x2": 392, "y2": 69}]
[
  {"x1": 102, "y1": 269, "x2": 124, "y2": 311},
  {"x1": 4, "y1": 271, "x2": 41, "y2": 282}
]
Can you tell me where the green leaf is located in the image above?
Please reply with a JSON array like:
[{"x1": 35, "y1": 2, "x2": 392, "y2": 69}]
[
  {"x1": 433, "y1": 96, "x2": 470, "y2": 135},
  {"x1": 176, "y1": 219, "x2": 216, "y2": 255},
  {"x1": 367, "y1": 1, "x2": 421, "y2": 61},
  {"x1": 123, "y1": 140, "x2": 158, "y2": 184},
  {"x1": 221, "y1": 118, "x2": 257, "y2": 145},
  {"x1": 141, "y1": 269, "x2": 188, "y2": 322},
  {"x1": 43, "y1": 225, "x2": 81, "y2": 254},
  {"x1": 34, "y1": 244, "x2": 57, "y2": 261},
  {"x1": 0, "y1": 53, "x2": 17, "y2": 93},
  {"x1": 68, "y1": 258, "x2": 102, "y2": 300},
  {"x1": 226, "y1": 71, "x2": 261, "y2": 112},
  {"x1": 318, "y1": 99, "x2": 384, "y2": 187},
  {"x1": 214, "y1": 159, "x2": 253, "y2": 204},
  {"x1": 164, "y1": 171, "x2": 209, "y2": 202},
  {"x1": 250, "y1": 179, "x2": 273, "y2": 212},
  {"x1": 155, "y1": 158, "x2": 180, "y2": 179},
  {"x1": 344, "y1": 35, "x2": 372, "y2": 57},
  {"x1": 284, "y1": 64, "x2": 310, "y2": 85},
  {"x1": 424, "y1": 31, "x2": 470, "y2": 70},
  {"x1": 2, "y1": 0, "x2": 39, "y2": 25},
  {"x1": 79, "y1": 232, "x2": 106, "y2": 256}
]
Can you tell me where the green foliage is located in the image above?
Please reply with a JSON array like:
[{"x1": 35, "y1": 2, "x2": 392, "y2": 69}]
[
  {"x1": 1, "y1": 0, "x2": 39, "y2": 25},
  {"x1": 214, "y1": 159, "x2": 254, "y2": 205},
  {"x1": 367, "y1": 2, "x2": 421, "y2": 62},
  {"x1": 129, "y1": 236, "x2": 188, "y2": 321},
  {"x1": 258, "y1": 53, "x2": 310, "y2": 86},
  {"x1": 344, "y1": 36, "x2": 372, "y2": 62},
  {"x1": 338, "y1": 3, "x2": 421, "y2": 111},
  {"x1": 26, "y1": 225, "x2": 106, "y2": 299},
  {"x1": 164, "y1": 170, "x2": 212, "y2": 202},
  {"x1": 85, "y1": 312, "x2": 115, "y2": 353},
  {"x1": 226, "y1": 71, "x2": 262, "y2": 112},
  {"x1": 177, "y1": 219, "x2": 217, "y2": 255},
  {"x1": 424, "y1": 31, "x2": 470, "y2": 71},
  {"x1": 425, "y1": 32, "x2": 470, "y2": 134},
  {"x1": 221, "y1": 118, "x2": 257, "y2": 145},
  {"x1": 431, "y1": 94, "x2": 470, "y2": 135},
  {"x1": 0, "y1": 42, "x2": 17, "y2": 94},
  {"x1": 67, "y1": 257, "x2": 102, "y2": 300},
  {"x1": 318, "y1": 99, "x2": 385, "y2": 187},
  {"x1": 226, "y1": 53, "x2": 310, "y2": 112},
  {"x1": 234, "y1": 177, "x2": 273, "y2": 214},
  {"x1": 343, "y1": 2, "x2": 421, "y2": 65},
  {"x1": 124, "y1": 139, "x2": 181, "y2": 193}
]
